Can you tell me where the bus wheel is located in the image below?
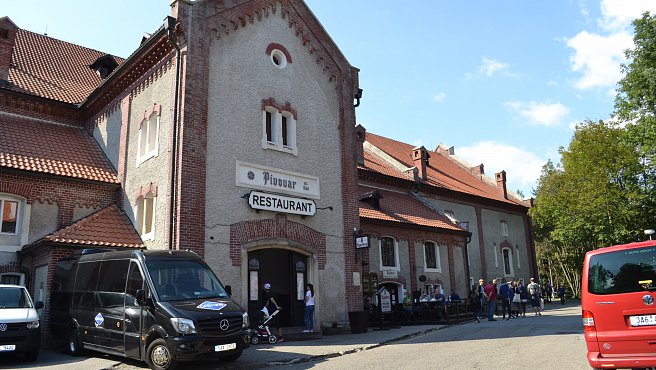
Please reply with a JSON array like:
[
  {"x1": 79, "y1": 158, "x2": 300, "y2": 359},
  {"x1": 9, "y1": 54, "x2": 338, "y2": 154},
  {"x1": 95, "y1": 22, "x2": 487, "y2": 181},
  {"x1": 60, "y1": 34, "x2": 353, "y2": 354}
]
[{"x1": 146, "y1": 338, "x2": 177, "y2": 370}]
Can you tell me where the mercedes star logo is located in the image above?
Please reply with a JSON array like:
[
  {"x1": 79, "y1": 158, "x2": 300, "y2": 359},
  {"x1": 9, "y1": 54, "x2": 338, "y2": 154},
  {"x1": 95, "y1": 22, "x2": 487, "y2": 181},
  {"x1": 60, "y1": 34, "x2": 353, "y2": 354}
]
[
  {"x1": 0, "y1": 323, "x2": 7, "y2": 332},
  {"x1": 643, "y1": 294, "x2": 654, "y2": 305},
  {"x1": 219, "y1": 319, "x2": 230, "y2": 331}
]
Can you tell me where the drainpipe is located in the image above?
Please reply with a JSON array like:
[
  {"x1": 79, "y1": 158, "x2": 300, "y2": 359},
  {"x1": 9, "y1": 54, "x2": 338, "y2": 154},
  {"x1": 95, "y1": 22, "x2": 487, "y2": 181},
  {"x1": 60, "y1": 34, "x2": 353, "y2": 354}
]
[
  {"x1": 164, "y1": 16, "x2": 181, "y2": 251},
  {"x1": 463, "y1": 233, "x2": 473, "y2": 291}
]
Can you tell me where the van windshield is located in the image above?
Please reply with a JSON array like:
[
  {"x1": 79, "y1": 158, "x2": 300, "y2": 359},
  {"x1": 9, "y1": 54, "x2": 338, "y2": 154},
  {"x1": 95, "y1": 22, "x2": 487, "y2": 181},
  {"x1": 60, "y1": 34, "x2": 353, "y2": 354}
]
[
  {"x1": 0, "y1": 287, "x2": 32, "y2": 308},
  {"x1": 588, "y1": 245, "x2": 656, "y2": 295},
  {"x1": 146, "y1": 259, "x2": 229, "y2": 302}
]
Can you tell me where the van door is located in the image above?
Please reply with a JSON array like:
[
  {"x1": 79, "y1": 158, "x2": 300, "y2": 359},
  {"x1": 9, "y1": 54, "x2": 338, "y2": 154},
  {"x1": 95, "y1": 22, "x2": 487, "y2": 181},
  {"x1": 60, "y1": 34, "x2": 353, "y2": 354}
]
[
  {"x1": 95, "y1": 259, "x2": 130, "y2": 353},
  {"x1": 71, "y1": 261, "x2": 101, "y2": 346},
  {"x1": 124, "y1": 260, "x2": 144, "y2": 360}
]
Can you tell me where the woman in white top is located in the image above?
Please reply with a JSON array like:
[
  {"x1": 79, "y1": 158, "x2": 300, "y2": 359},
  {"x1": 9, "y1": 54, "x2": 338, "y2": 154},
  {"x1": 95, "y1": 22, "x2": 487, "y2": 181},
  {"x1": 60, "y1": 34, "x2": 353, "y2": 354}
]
[{"x1": 303, "y1": 283, "x2": 315, "y2": 332}]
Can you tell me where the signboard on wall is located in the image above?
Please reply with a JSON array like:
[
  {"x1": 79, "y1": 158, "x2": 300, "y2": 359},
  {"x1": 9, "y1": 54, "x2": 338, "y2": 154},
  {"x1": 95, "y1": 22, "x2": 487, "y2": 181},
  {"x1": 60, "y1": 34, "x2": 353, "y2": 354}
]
[
  {"x1": 382, "y1": 270, "x2": 398, "y2": 279},
  {"x1": 236, "y1": 161, "x2": 320, "y2": 199},
  {"x1": 355, "y1": 236, "x2": 369, "y2": 249},
  {"x1": 248, "y1": 191, "x2": 316, "y2": 216}
]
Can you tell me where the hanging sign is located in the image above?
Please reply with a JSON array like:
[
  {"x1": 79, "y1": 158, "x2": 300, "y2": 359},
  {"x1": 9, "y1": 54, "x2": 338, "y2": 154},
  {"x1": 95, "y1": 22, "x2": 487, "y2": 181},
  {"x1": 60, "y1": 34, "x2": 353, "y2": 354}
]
[
  {"x1": 355, "y1": 236, "x2": 369, "y2": 249},
  {"x1": 236, "y1": 161, "x2": 320, "y2": 199},
  {"x1": 248, "y1": 191, "x2": 316, "y2": 216}
]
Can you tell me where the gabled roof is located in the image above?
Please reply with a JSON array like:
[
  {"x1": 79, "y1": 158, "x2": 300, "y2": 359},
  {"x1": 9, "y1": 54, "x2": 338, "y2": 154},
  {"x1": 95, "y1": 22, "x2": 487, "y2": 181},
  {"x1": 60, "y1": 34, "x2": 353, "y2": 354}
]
[
  {"x1": 5, "y1": 29, "x2": 123, "y2": 104},
  {"x1": 359, "y1": 185, "x2": 467, "y2": 233},
  {"x1": 0, "y1": 116, "x2": 118, "y2": 184},
  {"x1": 42, "y1": 204, "x2": 143, "y2": 248},
  {"x1": 362, "y1": 132, "x2": 527, "y2": 207}
]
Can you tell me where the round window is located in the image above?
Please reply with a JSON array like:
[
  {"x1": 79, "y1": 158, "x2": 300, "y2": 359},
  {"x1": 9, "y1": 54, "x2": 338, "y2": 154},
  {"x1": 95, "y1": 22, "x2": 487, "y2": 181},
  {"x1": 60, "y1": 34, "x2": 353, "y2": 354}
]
[{"x1": 270, "y1": 49, "x2": 287, "y2": 69}]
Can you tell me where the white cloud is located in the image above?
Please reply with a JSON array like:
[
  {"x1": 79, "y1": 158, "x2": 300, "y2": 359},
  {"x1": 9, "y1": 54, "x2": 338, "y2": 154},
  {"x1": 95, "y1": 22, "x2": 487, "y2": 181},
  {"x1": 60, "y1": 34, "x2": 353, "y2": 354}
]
[
  {"x1": 504, "y1": 101, "x2": 570, "y2": 126},
  {"x1": 479, "y1": 57, "x2": 509, "y2": 77},
  {"x1": 457, "y1": 141, "x2": 546, "y2": 196},
  {"x1": 567, "y1": 0, "x2": 656, "y2": 90},
  {"x1": 433, "y1": 92, "x2": 446, "y2": 103}
]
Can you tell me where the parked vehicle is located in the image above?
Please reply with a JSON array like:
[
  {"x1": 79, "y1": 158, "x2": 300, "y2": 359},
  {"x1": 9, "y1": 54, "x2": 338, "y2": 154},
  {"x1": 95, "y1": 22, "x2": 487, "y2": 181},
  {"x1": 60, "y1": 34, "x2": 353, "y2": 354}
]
[
  {"x1": 0, "y1": 284, "x2": 43, "y2": 362},
  {"x1": 582, "y1": 240, "x2": 656, "y2": 369},
  {"x1": 50, "y1": 249, "x2": 250, "y2": 370}
]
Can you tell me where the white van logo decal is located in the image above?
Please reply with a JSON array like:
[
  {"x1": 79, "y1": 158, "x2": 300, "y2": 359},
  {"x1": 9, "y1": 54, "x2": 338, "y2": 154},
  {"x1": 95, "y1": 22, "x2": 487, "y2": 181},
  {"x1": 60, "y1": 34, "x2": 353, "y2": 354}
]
[
  {"x1": 643, "y1": 295, "x2": 654, "y2": 305},
  {"x1": 95, "y1": 313, "x2": 104, "y2": 327},
  {"x1": 197, "y1": 301, "x2": 227, "y2": 311},
  {"x1": 220, "y1": 319, "x2": 229, "y2": 331},
  {"x1": 0, "y1": 324, "x2": 6, "y2": 332}
]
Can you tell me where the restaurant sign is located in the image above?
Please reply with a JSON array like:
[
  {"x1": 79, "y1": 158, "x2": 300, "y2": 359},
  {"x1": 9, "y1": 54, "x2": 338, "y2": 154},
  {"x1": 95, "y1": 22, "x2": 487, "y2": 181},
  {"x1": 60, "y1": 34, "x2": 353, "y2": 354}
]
[
  {"x1": 236, "y1": 161, "x2": 320, "y2": 199},
  {"x1": 248, "y1": 191, "x2": 316, "y2": 216}
]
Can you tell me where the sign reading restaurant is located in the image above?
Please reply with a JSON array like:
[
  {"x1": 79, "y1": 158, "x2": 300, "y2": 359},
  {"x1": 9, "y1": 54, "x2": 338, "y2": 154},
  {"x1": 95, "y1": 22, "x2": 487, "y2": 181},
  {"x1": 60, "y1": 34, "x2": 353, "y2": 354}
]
[
  {"x1": 248, "y1": 191, "x2": 316, "y2": 216},
  {"x1": 236, "y1": 161, "x2": 320, "y2": 199}
]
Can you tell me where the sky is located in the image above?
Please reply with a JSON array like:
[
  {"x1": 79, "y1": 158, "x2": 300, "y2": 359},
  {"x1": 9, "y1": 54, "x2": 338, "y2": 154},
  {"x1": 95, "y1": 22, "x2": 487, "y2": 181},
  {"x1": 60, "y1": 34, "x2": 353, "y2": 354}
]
[{"x1": 4, "y1": 0, "x2": 656, "y2": 197}]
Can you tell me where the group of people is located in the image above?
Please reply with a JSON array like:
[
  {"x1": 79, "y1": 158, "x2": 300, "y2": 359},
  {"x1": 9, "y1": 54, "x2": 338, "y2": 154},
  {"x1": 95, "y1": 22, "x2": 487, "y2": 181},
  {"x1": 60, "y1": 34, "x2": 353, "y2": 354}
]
[
  {"x1": 470, "y1": 277, "x2": 552, "y2": 322},
  {"x1": 260, "y1": 282, "x2": 316, "y2": 341}
]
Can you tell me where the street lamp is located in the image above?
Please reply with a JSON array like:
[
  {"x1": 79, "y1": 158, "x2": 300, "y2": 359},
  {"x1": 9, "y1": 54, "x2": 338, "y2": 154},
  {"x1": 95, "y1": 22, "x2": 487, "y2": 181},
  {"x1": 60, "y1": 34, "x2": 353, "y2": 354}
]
[{"x1": 645, "y1": 229, "x2": 655, "y2": 240}]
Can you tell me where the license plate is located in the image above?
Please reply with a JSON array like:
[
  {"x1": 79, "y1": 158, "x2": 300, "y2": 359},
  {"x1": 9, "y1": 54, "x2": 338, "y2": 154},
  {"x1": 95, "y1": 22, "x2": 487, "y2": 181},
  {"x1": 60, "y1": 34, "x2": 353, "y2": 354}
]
[
  {"x1": 215, "y1": 343, "x2": 236, "y2": 352},
  {"x1": 630, "y1": 315, "x2": 656, "y2": 326},
  {"x1": 0, "y1": 345, "x2": 16, "y2": 352}
]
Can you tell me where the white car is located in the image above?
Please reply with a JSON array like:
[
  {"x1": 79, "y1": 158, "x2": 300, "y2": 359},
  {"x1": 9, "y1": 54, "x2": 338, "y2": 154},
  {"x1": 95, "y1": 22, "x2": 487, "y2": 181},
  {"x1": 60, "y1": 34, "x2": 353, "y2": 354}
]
[{"x1": 0, "y1": 284, "x2": 43, "y2": 362}]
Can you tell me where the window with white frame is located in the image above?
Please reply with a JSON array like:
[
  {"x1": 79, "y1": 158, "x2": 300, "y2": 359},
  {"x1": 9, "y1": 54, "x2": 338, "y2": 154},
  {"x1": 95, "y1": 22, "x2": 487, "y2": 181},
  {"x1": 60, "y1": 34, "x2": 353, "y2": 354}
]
[
  {"x1": 262, "y1": 107, "x2": 297, "y2": 155},
  {"x1": 501, "y1": 220, "x2": 509, "y2": 236},
  {"x1": 379, "y1": 236, "x2": 399, "y2": 271},
  {"x1": 0, "y1": 198, "x2": 19, "y2": 234},
  {"x1": 502, "y1": 247, "x2": 514, "y2": 276},
  {"x1": 138, "y1": 110, "x2": 160, "y2": 164},
  {"x1": 136, "y1": 192, "x2": 156, "y2": 240},
  {"x1": 423, "y1": 241, "x2": 441, "y2": 272}
]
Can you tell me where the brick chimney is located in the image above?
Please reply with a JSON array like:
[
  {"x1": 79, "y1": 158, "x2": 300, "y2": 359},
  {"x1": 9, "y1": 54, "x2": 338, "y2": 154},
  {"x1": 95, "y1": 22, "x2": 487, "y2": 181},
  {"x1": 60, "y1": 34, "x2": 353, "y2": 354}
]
[
  {"x1": 495, "y1": 171, "x2": 508, "y2": 199},
  {"x1": 470, "y1": 164, "x2": 484, "y2": 178},
  {"x1": 354, "y1": 124, "x2": 366, "y2": 166},
  {"x1": 412, "y1": 146, "x2": 430, "y2": 181},
  {"x1": 0, "y1": 17, "x2": 18, "y2": 82}
]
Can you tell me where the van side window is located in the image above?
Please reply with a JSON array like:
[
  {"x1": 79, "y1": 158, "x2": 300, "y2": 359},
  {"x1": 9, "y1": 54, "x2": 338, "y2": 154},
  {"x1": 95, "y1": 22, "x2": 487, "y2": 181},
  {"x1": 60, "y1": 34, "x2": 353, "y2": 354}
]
[
  {"x1": 97, "y1": 259, "x2": 130, "y2": 308},
  {"x1": 125, "y1": 261, "x2": 144, "y2": 307},
  {"x1": 73, "y1": 261, "x2": 100, "y2": 309}
]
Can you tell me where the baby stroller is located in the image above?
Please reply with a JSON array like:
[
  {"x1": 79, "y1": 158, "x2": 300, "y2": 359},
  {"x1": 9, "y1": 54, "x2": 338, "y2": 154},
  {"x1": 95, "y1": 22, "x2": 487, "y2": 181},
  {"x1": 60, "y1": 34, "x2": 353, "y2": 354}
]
[{"x1": 251, "y1": 307, "x2": 281, "y2": 344}]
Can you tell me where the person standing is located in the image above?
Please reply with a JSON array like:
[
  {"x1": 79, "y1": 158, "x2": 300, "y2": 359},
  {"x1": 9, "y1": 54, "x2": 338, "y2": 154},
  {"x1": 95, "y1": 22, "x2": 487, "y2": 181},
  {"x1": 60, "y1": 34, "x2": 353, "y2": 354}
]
[
  {"x1": 518, "y1": 280, "x2": 528, "y2": 317},
  {"x1": 261, "y1": 283, "x2": 284, "y2": 341},
  {"x1": 303, "y1": 283, "x2": 315, "y2": 332},
  {"x1": 434, "y1": 288, "x2": 447, "y2": 322},
  {"x1": 484, "y1": 279, "x2": 498, "y2": 321},
  {"x1": 478, "y1": 279, "x2": 486, "y2": 320},
  {"x1": 499, "y1": 280, "x2": 513, "y2": 320},
  {"x1": 470, "y1": 283, "x2": 481, "y2": 323},
  {"x1": 557, "y1": 284, "x2": 566, "y2": 305},
  {"x1": 527, "y1": 277, "x2": 542, "y2": 316}
]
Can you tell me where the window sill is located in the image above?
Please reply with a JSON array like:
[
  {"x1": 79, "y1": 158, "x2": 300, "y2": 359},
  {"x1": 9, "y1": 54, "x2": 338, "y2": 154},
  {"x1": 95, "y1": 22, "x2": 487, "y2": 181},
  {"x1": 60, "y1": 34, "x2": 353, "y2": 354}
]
[
  {"x1": 380, "y1": 265, "x2": 400, "y2": 272},
  {"x1": 141, "y1": 232, "x2": 154, "y2": 241},
  {"x1": 263, "y1": 142, "x2": 298, "y2": 156},
  {"x1": 137, "y1": 151, "x2": 158, "y2": 166},
  {"x1": 423, "y1": 268, "x2": 442, "y2": 273}
]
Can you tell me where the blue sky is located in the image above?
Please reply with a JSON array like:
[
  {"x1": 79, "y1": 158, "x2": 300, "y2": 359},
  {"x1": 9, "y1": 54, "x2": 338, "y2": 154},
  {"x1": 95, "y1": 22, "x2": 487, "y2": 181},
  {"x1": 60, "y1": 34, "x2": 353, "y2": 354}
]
[{"x1": 4, "y1": 0, "x2": 656, "y2": 196}]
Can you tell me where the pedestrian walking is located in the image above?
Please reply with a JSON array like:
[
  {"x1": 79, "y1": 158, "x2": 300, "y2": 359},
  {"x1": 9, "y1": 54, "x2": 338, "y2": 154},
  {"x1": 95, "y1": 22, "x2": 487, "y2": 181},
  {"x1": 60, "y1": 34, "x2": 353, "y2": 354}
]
[
  {"x1": 261, "y1": 283, "x2": 284, "y2": 341},
  {"x1": 303, "y1": 283, "x2": 315, "y2": 332},
  {"x1": 484, "y1": 279, "x2": 498, "y2": 321},
  {"x1": 527, "y1": 277, "x2": 542, "y2": 316},
  {"x1": 557, "y1": 284, "x2": 566, "y2": 305}
]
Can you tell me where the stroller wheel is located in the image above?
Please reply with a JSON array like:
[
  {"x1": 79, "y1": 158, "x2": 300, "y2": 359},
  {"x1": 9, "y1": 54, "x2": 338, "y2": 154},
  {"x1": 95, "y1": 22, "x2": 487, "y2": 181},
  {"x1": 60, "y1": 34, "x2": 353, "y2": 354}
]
[
  {"x1": 268, "y1": 335, "x2": 278, "y2": 344},
  {"x1": 251, "y1": 336, "x2": 260, "y2": 345}
]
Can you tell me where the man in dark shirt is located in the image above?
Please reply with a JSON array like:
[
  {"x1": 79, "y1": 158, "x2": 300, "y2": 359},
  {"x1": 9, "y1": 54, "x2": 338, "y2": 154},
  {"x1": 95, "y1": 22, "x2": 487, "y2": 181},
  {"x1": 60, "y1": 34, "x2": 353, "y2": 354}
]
[{"x1": 499, "y1": 281, "x2": 513, "y2": 320}]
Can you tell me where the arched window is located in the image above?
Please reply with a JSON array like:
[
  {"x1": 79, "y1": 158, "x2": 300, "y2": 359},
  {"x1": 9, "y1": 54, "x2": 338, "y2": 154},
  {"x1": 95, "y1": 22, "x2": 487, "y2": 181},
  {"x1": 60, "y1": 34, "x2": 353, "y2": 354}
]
[
  {"x1": 137, "y1": 106, "x2": 160, "y2": 164},
  {"x1": 423, "y1": 241, "x2": 442, "y2": 272},
  {"x1": 136, "y1": 191, "x2": 156, "y2": 240},
  {"x1": 502, "y1": 247, "x2": 514, "y2": 276},
  {"x1": 379, "y1": 236, "x2": 399, "y2": 271}
]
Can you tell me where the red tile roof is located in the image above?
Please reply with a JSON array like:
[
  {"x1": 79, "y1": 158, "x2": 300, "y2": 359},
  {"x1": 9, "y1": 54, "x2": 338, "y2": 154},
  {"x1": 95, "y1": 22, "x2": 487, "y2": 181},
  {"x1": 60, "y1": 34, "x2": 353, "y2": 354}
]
[
  {"x1": 43, "y1": 204, "x2": 143, "y2": 248},
  {"x1": 363, "y1": 133, "x2": 526, "y2": 207},
  {"x1": 5, "y1": 29, "x2": 123, "y2": 104},
  {"x1": 0, "y1": 117, "x2": 118, "y2": 183},
  {"x1": 359, "y1": 186, "x2": 466, "y2": 232}
]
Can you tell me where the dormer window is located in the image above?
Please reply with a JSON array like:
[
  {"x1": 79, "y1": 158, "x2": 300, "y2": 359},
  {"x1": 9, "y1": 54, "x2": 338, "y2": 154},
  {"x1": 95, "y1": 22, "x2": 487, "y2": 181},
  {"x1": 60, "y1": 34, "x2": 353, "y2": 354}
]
[
  {"x1": 89, "y1": 54, "x2": 118, "y2": 79},
  {"x1": 360, "y1": 190, "x2": 382, "y2": 210}
]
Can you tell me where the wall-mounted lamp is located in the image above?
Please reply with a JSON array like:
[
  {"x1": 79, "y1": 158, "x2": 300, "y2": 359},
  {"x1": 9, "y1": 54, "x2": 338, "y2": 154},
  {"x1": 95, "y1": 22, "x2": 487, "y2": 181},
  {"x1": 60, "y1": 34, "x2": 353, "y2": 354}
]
[
  {"x1": 354, "y1": 88, "x2": 363, "y2": 107},
  {"x1": 645, "y1": 229, "x2": 655, "y2": 240}
]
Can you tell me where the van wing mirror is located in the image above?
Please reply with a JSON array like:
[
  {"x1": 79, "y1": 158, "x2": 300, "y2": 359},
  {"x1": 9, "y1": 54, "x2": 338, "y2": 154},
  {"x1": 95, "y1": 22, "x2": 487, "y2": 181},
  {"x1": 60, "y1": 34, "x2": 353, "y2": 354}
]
[
  {"x1": 136, "y1": 289, "x2": 149, "y2": 306},
  {"x1": 34, "y1": 301, "x2": 44, "y2": 310}
]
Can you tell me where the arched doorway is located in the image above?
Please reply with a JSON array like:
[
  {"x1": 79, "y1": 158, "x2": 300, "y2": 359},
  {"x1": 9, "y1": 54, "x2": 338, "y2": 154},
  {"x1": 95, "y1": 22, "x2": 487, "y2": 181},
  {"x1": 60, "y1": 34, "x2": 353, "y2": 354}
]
[{"x1": 247, "y1": 249, "x2": 308, "y2": 328}]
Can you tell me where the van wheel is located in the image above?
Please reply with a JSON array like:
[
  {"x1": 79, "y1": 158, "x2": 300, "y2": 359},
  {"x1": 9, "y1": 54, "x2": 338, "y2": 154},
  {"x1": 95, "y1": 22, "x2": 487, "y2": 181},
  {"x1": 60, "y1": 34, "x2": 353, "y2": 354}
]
[
  {"x1": 67, "y1": 329, "x2": 83, "y2": 356},
  {"x1": 250, "y1": 336, "x2": 259, "y2": 345},
  {"x1": 146, "y1": 338, "x2": 177, "y2": 370},
  {"x1": 219, "y1": 350, "x2": 242, "y2": 362},
  {"x1": 24, "y1": 349, "x2": 39, "y2": 362}
]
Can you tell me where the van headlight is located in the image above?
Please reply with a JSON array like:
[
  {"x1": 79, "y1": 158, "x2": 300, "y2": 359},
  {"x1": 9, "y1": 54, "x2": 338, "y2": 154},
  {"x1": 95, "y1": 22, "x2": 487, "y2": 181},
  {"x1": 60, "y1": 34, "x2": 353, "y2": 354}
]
[
  {"x1": 171, "y1": 318, "x2": 196, "y2": 334},
  {"x1": 27, "y1": 320, "x2": 40, "y2": 329},
  {"x1": 242, "y1": 312, "x2": 249, "y2": 328}
]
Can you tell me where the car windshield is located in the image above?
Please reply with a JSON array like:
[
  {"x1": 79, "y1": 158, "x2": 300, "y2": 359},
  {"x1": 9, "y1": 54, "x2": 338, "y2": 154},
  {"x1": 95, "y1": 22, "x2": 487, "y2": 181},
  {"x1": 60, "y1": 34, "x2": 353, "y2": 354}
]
[
  {"x1": 588, "y1": 245, "x2": 656, "y2": 295},
  {"x1": 0, "y1": 287, "x2": 32, "y2": 308},
  {"x1": 146, "y1": 259, "x2": 229, "y2": 302}
]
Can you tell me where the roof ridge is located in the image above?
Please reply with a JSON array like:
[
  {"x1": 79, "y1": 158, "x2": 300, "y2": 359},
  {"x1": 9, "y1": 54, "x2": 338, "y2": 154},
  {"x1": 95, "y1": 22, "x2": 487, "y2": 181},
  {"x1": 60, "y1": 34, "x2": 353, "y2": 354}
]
[{"x1": 18, "y1": 28, "x2": 124, "y2": 61}]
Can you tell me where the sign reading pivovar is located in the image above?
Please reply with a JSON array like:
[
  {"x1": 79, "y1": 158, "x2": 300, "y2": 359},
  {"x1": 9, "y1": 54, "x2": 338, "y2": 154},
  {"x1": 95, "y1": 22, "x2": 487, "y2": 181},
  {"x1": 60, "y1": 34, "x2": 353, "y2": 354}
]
[
  {"x1": 248, "y1": 191, "x2": 316, "y2": 216},
  {"x1": 236, "y1": 161, "x2": 320, "y2": 199}
]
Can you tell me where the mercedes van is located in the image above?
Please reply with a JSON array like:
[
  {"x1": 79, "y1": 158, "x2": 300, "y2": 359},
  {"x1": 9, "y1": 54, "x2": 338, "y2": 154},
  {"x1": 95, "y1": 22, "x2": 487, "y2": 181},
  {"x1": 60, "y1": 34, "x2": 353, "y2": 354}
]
[
  {"x1": 582, "y1": 240, "x2": 656, "y2": 369},
  {"x1": 0, "y1": 284, "x2": 43, "y2": 362},
  {"x1": 50, "y1": 249, "x2": 250, "y2": 370}
]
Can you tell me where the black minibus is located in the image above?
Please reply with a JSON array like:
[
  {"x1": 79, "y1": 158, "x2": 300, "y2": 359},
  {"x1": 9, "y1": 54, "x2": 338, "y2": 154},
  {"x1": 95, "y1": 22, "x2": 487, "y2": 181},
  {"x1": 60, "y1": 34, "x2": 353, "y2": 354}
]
[{"x1": 50, "y1": 249, "x2": 250, "y2": 370}]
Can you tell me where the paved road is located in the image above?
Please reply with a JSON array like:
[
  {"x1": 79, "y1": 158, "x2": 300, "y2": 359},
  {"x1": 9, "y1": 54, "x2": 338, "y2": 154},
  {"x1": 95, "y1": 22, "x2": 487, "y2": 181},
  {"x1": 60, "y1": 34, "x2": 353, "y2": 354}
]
[{"x1": 281, "y1": 303, "x2": 589, "y2": 370}]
